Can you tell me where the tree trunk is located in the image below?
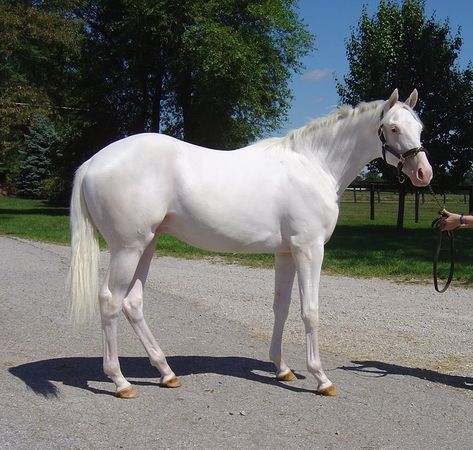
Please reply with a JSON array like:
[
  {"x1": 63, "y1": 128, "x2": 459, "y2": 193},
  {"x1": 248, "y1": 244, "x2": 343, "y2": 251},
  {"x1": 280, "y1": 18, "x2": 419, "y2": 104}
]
[{"x1": 151, "y1": 72, "x2": 163, "y2": 133}]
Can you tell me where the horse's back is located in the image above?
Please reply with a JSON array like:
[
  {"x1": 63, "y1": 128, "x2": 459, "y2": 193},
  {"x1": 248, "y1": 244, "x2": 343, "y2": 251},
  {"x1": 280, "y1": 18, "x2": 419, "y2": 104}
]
[{"x1": 85, "y1": 133, "x2": 178, "y2": 176}]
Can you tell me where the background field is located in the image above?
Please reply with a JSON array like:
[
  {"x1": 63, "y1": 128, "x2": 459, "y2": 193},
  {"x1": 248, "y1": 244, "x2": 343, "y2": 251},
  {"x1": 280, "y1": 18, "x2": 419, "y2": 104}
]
[{"x1": 0, "y1": 193, "x2": 472, "y2": 284}]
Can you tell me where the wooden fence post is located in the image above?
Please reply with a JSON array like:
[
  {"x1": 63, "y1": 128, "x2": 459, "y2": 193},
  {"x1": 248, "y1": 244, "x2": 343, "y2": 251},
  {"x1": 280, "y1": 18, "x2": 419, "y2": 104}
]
[
  {"x1": 414, "y1": 190, "x2": 420, "y2": 223},
  {"x1": 397, "y1": 184, "x2": 406, "y2": 230},
  {"x1": 469, "y1": 186, "x2": 473, "y2": 212},
  {"x1": 370, "y1": 183, "x2": 375, "y2": 220}
]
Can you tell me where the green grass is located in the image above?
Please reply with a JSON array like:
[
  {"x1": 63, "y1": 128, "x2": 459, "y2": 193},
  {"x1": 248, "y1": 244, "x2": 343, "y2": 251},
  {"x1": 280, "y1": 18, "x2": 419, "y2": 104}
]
[
  {"x1": 0, "y1": 197, "x2": 70, "y2": 243},
  {"x1": 331, "y1": 190, "x2": 473, "y2": 283},
  {"x1": 1, "y1": 195, "x2": 472, "y2": 284}
]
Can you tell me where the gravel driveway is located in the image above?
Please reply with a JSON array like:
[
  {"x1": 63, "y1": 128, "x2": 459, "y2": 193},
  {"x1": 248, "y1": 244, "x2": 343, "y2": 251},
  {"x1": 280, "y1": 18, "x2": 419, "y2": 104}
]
[{"x1": 1, "y1": 236, "x2": 472, "y2": 449}]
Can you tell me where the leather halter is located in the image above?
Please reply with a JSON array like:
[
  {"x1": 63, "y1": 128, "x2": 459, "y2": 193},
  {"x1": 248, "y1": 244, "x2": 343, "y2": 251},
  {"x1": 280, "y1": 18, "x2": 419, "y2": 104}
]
[{"x1": 378, "y1": 109, "x2": 428, "y2": 183}]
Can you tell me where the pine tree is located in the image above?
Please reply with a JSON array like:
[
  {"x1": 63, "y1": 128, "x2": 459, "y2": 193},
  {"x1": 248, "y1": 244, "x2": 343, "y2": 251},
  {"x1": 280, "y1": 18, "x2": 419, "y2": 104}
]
[{"x1": 16, "y1": 116, "x2": 62, "y2": 198}]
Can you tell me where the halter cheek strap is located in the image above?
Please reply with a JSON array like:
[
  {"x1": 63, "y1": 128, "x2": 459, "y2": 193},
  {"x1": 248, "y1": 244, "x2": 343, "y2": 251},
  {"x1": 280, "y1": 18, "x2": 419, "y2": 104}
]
[{"x1": 377, "y1": 113, "x2": 428, "y2": 183}]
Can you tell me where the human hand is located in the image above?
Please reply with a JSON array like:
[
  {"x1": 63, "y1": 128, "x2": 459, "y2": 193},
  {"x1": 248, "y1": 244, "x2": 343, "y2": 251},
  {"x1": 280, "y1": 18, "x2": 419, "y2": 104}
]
[{"x1": 440, "y1": 209, "x2": 462, "y2": 231}]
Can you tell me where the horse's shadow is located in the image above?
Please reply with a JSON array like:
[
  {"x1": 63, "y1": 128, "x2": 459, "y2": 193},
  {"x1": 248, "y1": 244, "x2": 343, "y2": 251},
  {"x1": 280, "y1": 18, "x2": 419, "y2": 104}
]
[
  {"x1": 9, "y1": 355, "x2": 311, "y2": 398},
  {"x1": 340, "y1": 360, "x2": 473, "y2": 391},
  {"x1": 12, "y1": 356, "x2": 471, "y2": 399}
]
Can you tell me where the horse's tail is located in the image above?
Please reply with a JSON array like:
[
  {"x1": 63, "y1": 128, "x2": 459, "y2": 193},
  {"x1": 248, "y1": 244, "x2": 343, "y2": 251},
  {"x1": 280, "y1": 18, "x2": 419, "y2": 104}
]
[{"x1": 67, "y1": 160, "x2": 99, "y2": 323}]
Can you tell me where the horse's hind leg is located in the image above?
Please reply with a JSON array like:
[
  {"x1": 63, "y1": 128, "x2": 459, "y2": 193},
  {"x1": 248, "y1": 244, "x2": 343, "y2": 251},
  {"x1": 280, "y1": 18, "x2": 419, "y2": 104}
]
[
  {"x1": 269, "y1": 253, "x2": 297, "y2": 381},
  {"x1": 99, "y1": 246, "x2": 144, "y2": 398},
  {"x1": 121, "y1": 237, "x2": 179, "y2": 389}
]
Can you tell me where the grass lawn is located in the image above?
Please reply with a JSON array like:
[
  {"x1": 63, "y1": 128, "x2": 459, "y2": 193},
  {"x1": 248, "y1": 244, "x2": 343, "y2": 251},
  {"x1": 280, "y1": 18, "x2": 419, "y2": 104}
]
[{"x1": 1, "y1": 195, "x2": 472, "y2": 284}]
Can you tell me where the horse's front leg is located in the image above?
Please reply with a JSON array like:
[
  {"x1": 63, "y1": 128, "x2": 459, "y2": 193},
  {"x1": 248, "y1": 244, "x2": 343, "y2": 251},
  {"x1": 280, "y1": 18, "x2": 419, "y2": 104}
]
[
  {"x1": 292, "y1": 241, "x2": 336, "y2": 396},
  {"x1": 269, "y1": 253, "x2": 296, "y2": 381}
]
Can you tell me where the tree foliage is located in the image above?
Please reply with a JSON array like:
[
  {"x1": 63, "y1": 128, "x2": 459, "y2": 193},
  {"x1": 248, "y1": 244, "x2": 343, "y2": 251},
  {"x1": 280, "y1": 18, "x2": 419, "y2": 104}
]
[
  {"x1": 77, "y1": 0, "x2": 313, "y2": 149},
  {"x1": 0, "y1": 0, "x2": 83, "y2": 181},
  {"x1": 337, "y1": 0, "x2": 473, "y2": 187},
  {"x1": 0, "y1": 0, "x2": 313, "y2": 200},
  {"x1": 16, "y1": 115, "x2": 62, "y2": 198}
]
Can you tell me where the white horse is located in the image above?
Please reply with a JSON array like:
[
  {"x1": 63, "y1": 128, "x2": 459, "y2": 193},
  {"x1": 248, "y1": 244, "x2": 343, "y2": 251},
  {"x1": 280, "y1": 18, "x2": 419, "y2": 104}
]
[{"x1": 69, "y1": 89, "x2": 432, "y2": 398}]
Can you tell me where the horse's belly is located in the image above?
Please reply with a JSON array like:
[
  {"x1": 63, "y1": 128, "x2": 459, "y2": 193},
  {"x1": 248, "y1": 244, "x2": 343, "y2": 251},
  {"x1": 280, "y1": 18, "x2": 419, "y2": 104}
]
[{"x1": 159, "y1": 213, "x2": 287, "y2": 254}]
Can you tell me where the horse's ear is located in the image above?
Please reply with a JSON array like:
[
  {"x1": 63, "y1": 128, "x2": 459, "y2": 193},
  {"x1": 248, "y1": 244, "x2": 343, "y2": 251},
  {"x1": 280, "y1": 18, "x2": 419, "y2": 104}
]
[
  {"x1": 384, "y1": 89, "x2": 399, "y2": 112},
  {"x1": 404, "y1": 89, "x2": 418, "y2": 108}
]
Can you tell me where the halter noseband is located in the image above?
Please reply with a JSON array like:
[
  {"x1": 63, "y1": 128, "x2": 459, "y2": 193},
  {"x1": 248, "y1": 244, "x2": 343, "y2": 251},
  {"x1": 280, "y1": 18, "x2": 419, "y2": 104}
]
[{"x1": 378, "y1": 110, "x2": 427, "y2": 183}]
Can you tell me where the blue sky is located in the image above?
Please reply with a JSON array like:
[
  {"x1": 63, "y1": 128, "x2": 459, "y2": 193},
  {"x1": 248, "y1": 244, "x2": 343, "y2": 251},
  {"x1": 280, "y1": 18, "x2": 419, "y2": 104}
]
[{"x1": 281, "y1": 0, "x2": 473, "y2": 134}]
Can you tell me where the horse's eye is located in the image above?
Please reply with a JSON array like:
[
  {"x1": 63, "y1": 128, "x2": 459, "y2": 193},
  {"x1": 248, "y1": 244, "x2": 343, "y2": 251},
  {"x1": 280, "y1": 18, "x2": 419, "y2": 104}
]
[{"x1": 391, "y1": 127, "x2": 398, "y2": 133}]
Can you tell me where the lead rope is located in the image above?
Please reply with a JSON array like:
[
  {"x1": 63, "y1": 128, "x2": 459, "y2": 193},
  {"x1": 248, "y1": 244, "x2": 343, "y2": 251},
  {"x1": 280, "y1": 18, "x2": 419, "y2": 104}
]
[{"x1": 428, "y1": 185, "x2": 455, "y2": 293}]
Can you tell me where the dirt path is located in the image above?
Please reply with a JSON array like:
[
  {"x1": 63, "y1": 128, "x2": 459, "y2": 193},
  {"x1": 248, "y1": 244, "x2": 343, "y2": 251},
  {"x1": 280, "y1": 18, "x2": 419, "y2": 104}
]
[{"x1": 1, "y1": 236, "x2": 472, "y2": 449}]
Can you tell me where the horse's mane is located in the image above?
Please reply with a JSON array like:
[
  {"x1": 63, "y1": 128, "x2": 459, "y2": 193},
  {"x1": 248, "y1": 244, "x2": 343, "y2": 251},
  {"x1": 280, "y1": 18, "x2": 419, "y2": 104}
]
[
  {"x1": 253, "y1": 100, "x2": 383, "y2": 152},
  {"x1": 256, "y1": 99, "x2": 420, "y2": 152},
  {"x1": 287, "y1": 100, "x2": 384, "y2": 144}
]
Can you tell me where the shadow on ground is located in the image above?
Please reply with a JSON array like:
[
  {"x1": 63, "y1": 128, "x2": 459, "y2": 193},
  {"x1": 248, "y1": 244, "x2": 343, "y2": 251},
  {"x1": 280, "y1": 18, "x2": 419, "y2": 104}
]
[
  {"x1": 9, "y1": 355, "x2": 311, "y2": 398},
  {"x1": 340, "y1": 360, "x2": 473, "y2": 391},
  {"x1": 11, "y1": 355, "x2": 473, "y2": 400}
]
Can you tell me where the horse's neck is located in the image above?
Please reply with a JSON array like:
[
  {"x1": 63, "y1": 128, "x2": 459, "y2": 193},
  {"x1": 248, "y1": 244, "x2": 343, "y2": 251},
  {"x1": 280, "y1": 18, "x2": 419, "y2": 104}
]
[
  {"x1": 322, "y1": 126, "x2": 380, "y2": 196},
  {"x1": 295, "y1": 110, "x2": 382, "y2": 198}
]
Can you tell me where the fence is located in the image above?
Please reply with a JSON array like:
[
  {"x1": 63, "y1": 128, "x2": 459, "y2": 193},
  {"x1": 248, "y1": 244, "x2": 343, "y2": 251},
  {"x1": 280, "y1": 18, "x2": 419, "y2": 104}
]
[{"x1": 345, "y1": 183, "x2": 473, "y2": 229}]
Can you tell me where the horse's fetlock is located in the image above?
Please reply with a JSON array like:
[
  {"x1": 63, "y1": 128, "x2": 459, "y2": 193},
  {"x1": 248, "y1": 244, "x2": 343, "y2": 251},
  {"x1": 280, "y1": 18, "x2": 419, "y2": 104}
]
[
  {"x1": 307, "y1": 361, "x2": 323, "y2": 376},
  {"x1": 103, "y1": 362, "x2": 120, "y2": 378},
  {"x1": 269, "y1": 351, "x2": 280, "y2": 365},
  {"x1": 149, "y1": 350, "x2": 167, "y2": 369}
]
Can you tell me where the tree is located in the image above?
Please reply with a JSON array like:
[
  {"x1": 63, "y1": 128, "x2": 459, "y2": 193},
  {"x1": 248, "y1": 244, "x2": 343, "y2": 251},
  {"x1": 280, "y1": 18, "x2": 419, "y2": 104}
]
[
  {"x1": 0, "y1": 0, "x2": 83, "y2": 186},
  {"x1": 77, "y1": 0, "x2": 314, "y2": 150},
  {"x1": 16, "y1": 115, "x2": 61, "y2": 198},
  {"x1": 165, "y1": 0, "x2": 314, "y2": 147},
  {"x1": 337, "y1": 0, "x2": 473, "y2": 187},
  {"x1": 1, "y1": 1, "x2": 313, "y2": 196}
]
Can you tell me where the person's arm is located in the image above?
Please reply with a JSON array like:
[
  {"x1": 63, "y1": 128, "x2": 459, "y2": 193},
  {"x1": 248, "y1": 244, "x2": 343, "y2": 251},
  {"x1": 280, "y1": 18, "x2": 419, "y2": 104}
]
[{"x1": 441, "y1": 209, "x2": 473, "y2": 231}]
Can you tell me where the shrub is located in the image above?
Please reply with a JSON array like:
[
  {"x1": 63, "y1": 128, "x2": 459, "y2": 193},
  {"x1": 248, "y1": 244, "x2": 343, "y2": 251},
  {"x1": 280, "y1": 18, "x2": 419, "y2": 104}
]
[{"x1": 41, "y1": 176, "x2": 69, "y2": 204}]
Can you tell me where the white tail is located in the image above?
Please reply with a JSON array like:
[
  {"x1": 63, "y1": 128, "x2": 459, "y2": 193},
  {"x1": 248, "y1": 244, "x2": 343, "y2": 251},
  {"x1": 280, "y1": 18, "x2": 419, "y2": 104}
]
[{"x1": 67, "y1": 161, "x2": 99, "y2": 323}]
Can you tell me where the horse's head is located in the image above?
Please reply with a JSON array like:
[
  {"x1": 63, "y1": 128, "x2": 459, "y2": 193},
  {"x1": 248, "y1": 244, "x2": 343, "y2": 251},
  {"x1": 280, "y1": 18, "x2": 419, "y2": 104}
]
[{"x1": 378, "y1": 89, "x2": 433, "y2": 186}]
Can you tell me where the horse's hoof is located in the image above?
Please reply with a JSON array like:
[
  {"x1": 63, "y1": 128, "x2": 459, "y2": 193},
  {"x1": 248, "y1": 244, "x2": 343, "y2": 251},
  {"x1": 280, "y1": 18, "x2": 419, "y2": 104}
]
[
  {"x1": 160, "y1": 376, "x2": 181, "y2": 388},
  {"x1": 115, "y1": 386, "x2": 139, "y2": 399},
  {"x1": 276, "y1": 370, "x2": 297, "y2": 382},
  {"x1": 318, "y1": 384, "x2": 336, "y2": 396}
]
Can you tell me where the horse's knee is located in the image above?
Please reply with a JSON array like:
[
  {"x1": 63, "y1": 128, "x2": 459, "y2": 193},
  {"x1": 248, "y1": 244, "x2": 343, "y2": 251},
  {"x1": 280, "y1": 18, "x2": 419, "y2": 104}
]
[
  {"x1": 273, "y1": 303, "x2": 290, "y2": 321},
  {"x1": 301, "y1": 308, "x2": 319, "y2": 331}
]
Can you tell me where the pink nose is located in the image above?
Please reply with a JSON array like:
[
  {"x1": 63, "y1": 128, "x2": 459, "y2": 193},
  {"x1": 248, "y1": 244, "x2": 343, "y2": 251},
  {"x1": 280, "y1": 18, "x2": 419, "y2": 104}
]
[{"x1": 417, "y1": 166, "x2": 433, "y2": 184}]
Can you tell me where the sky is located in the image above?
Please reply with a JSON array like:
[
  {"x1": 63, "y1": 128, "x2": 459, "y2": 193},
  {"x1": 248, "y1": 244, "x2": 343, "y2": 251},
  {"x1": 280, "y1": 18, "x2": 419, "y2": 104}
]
[{"x1": 280, "y1": 0, "x2": 473, "y2": 134}]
